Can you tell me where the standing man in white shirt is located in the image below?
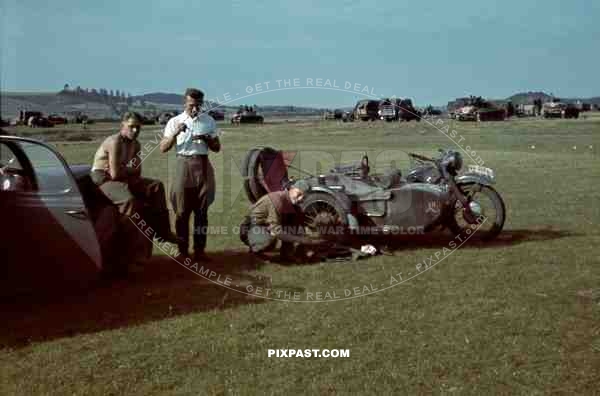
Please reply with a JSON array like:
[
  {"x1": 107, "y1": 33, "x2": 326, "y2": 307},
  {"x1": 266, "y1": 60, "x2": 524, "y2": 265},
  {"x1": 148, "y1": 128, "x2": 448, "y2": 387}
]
[{"x1": 160, "y1": 88, "x2": 221, "y2": 261}]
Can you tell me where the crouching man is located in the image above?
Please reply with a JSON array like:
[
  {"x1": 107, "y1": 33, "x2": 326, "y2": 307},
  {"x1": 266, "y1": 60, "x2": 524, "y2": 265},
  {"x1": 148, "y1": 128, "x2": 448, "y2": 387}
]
[
  {"x1": 240, "y1": 181, "x2": 309, "y2": 262},
  {"x1": 90, "y1": 112, "x2": 179, "y2": 270}
]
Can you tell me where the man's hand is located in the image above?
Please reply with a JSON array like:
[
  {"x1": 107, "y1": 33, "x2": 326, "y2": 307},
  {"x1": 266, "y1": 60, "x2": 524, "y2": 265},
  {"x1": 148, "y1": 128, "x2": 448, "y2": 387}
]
[
  {"x1": 191, "y1": 133, "x2": 209, "y2": 142},
  {"x1": 174, "y1": 122, "x2": 187, "y2": 135},
  {"x1": 160, "y1": 122, "x2": 186, "y2": 153},
  {"x1": 193, "y1": 134, "x2": 221, "y2": 152}
]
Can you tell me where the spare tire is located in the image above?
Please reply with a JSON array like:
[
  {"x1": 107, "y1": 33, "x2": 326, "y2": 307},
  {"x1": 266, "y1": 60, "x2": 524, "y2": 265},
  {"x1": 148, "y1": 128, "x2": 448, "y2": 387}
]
[
  {"x1": 241, "y1": 148, "x2": 262, "y2": 203},
  {"x1": 247, "y1": 149, "x2": 267, "y2": 202},
  {"x1": 242, "y1": 147, "x2": 290, "y2": 203}
]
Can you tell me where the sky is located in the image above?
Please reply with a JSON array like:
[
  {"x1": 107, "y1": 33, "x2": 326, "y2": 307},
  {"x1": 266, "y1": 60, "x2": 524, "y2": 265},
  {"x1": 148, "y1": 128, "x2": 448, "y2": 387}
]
[{"x1": 1, "y1": 0, "x2": 599, "y2": 107}]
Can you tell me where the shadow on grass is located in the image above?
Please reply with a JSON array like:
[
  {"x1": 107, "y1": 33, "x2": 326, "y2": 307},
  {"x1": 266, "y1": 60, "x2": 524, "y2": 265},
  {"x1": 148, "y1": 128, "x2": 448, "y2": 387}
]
[
  {"x1": 375, "y1": 227, "x2": 577, "y2": 252},
  {"x1": 0, "y1": 251, "x2": 275, "y2": 349}
]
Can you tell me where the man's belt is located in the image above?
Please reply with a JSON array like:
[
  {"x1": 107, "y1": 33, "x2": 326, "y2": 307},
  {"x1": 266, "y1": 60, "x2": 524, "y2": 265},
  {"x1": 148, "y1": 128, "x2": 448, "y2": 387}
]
[{"x1": 176, "y1": 154, "x2": 208, "y2": 159}]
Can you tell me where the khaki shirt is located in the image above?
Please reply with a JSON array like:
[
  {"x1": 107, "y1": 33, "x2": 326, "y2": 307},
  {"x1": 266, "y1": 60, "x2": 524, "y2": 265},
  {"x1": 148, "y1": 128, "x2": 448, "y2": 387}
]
[
  {"x1": 92, "y1": 133, "x2": 140, "y2": 181},
  {"x1": 250, "y1": 191, "x2": 296, "y2": 228}
]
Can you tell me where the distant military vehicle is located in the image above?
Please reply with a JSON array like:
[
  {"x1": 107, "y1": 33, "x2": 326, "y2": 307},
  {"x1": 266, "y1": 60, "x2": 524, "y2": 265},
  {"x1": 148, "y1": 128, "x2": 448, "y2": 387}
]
[
  {"x1": 395, "y1": 98, "x2": 421, "y2": 121},
  {"x1": 208, "y1": 109, "x2": 225, "y2": 121},
  {"x1": 23, "y1": 111, "x2": 53, "y2": 127},
  {"x1": 47, "y1": 114, "x2": 68, "y2": 126},
  {"x1": 542, "y1": 100, "x2": 580, "y2": 119},
  {"x1": 157, "y1": 111, "x2": 177, "y2": 125},
  {"x1": 352, "y1": 99, "x2": 380, "y2": 121},
  {"x1": 454, "y1": 96, "x2": 505, "y2": 121},
  {"x1": 423, "y1": 105, "x2": 442, "y2": 117},
  {"x1": 515, "y1": 104, "x2": 537, "y2": 117},
  {"x1": 140, "y1": 114, "x2": 156, "y2": 125},
  {"x1": 378, "y1": 99, "x2": 396, "y2": 121},
  {"x1": 231, "y1": 108, "x2": 264, "y2": 125}
]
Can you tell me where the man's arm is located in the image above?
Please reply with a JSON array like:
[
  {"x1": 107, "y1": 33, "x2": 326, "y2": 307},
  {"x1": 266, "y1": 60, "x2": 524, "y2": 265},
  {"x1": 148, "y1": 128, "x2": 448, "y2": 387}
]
[
  {"x1": 128, "y1": 140, "x2": 142, "y2": 179},
  {"x1": 160, "y1": 121, "x2": 185, "y2": 153},
  {"x1": 107, "y1": 138, "x2": 125, "y2": 181},
  {"x1": 265, "y1": 200, "x2": 282, "y2": 235}
]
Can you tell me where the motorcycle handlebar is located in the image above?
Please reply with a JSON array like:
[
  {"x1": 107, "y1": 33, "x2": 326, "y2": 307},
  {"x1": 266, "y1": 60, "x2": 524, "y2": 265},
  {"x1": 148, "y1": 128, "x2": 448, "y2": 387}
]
[{"x1": 408, "y1": 152, "x2": 434, "y2": 162}]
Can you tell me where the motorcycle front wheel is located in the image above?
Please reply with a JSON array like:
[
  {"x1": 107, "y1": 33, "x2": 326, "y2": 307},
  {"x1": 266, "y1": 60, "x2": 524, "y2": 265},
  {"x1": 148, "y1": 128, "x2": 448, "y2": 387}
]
[{"x1": 446, "y1": 183, "x2": 506, "y2": 241}]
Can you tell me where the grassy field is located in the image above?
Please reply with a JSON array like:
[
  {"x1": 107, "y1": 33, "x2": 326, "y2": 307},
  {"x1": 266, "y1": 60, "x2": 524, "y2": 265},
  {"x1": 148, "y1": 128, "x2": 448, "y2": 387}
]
[{"x1": 1, "y1": 116, "x2": 599, "y2": 394}]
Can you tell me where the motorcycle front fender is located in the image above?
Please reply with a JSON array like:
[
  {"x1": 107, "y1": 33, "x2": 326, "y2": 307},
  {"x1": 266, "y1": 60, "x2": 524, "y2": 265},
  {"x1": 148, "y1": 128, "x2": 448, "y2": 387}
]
[{"x1": 455, "y1": 173, "x2": 495, "y2": 186}]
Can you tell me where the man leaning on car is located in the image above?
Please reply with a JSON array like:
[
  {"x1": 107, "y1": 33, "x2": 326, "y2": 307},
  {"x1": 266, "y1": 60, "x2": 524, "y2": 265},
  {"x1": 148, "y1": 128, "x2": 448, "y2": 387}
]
[{"x1": 90, "y1": 112, "x2": 179, "y2": 250}]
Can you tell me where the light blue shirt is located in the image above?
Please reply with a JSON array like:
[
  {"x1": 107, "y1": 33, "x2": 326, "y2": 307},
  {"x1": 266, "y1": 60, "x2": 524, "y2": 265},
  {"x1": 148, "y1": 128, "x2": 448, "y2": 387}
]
[{"x1": 163, "y1": 112, "x2": 219, "y2": 155}]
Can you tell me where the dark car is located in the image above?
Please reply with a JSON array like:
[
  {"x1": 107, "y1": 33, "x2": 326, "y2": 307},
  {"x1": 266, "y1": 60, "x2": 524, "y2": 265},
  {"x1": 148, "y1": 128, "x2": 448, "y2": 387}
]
[{"x1": 0, "y1": 135, "x2": 155, "y2": 295}]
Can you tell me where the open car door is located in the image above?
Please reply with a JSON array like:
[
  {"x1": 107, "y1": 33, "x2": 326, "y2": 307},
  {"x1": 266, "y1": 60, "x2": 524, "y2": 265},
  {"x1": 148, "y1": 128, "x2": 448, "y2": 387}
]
[{"x1": 0, "y1": 136, "x2": 102, "y2": 295}]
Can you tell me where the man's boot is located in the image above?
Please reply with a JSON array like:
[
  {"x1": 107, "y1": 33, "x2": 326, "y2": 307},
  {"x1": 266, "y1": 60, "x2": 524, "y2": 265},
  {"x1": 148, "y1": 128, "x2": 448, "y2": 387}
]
[{"x1": 155, "y1": 209, "x2": 182, "y2": 245}]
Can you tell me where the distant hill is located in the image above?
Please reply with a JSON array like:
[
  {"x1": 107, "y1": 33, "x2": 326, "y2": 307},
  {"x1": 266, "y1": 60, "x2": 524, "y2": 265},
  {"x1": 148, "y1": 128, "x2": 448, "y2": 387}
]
[{"x1": 133, "y1": 92, "x2": 183, "y2": 105}]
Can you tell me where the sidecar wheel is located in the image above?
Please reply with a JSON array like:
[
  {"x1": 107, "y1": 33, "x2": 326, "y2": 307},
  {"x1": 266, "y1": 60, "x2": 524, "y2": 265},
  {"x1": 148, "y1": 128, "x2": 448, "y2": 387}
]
[
  {"x1": 446, "y1": 184, "x2": 505, "y2": 241},
  {"x1": 300, "y1": 193, "x2": 349, "y2": 238}
]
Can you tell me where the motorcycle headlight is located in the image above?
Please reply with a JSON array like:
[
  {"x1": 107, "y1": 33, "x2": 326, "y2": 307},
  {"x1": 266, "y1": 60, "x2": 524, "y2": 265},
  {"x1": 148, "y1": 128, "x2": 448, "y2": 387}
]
[
  {"x1": 442, "y1": 151, "x2": 463, "y2": 174},
  {"x1": 453, "y1": 152, "x2": 463, "y2": 172}
]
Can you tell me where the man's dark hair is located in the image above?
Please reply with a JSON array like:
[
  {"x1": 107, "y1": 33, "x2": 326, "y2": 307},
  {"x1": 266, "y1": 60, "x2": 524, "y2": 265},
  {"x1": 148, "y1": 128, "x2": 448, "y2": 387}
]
[
  {"x1": 122, "y1": 111, "x2": 142, "y2": 122},
  {"x1": 184, "y1": 88, "x2": 204, "y2": 101}
]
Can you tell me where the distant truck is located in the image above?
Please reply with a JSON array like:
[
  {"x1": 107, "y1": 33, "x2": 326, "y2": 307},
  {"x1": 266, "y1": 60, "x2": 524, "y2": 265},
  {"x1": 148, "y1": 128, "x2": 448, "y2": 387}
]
[
  {"x1": 352, "y1": 99, "x2": 380, "y2": 121},
  {"x1": 515, "y1": 104, "x2": 537, "y2": 117},
  {"x1": 395, "y1": 98, "x2": 421, "y2": 121},
  {"x1": 453, "y1": 96, "x2": 505, "y2": 122},
  {"x1": 322, "y1": 109, "x2": 344, "y2": 120},
  {"x1": 231, "y1": 108, "x2": 264, "y2": 125},
  {"x1": 542, "y1": 100, "x2": 580, "y2": 119},
  {"x1": 378, "y1": 99, "x2": 396, "y2": 121}
]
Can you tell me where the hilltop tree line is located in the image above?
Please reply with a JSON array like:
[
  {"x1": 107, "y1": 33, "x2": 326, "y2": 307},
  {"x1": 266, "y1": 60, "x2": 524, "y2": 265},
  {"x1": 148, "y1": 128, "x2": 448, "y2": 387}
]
[{"x1": 60, "y1": 83, "x2": 136, "y2": 105}]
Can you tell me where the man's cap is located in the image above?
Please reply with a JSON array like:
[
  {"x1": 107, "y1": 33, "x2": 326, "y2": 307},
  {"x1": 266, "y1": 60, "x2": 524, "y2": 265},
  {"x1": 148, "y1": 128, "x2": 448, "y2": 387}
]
[{"x1": 289, "y1": 179, "x2": 310, "y2": 193}]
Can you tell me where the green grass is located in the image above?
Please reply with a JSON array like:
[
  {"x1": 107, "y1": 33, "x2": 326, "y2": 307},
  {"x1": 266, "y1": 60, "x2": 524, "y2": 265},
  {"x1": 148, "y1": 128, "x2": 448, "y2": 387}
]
[{"x1": 1, "y1": 117, "x2": 599, "y2": 395}]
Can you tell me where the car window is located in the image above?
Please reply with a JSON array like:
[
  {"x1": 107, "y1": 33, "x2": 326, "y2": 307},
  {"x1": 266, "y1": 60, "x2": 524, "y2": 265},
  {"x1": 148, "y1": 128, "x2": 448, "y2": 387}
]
[
  {"x1": 0, "y1": 142, "x2": 23, "y2": 170},
  {"x1": 19, "y1": 141, "x2": 74, "y2": 194}
]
